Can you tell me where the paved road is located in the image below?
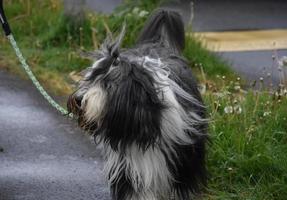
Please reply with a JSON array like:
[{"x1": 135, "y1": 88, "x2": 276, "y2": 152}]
[
  {"x1": 0, "y1": 70, "x2": 110, "y2": 200},
  {"x1": 192, "y1": 0, "x2": 287, "y2": 32},
  {"x1": 85, "y1": 0, "x2": 122, "y2": 13},
  {"x1": 220, "y1": 50, "x2": 287, "y2": 86},
  {"x1": 192, "y1": 0, "x2": 287, "y2": 85}
]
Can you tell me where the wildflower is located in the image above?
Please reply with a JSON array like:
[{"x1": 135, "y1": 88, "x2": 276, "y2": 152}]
[
  {"x1": 263, "y1": 111, "x2": 271, "y2": 117},
  {"x1": 227, "y1": 167, "x2": 233, "y2": 171},
  {"x1": 224, "y1": 106, "x2": 233, "y2": 114},
  {"x1": 234, "y1": 105, "x2": 242, "y2": 114},
  {"x1": 259, "y1": 77, "x2": 264, "y2": 82},
  {"x1": 234, "y1": 85, "x2": 241, "y2": 91},
  {"x1": 198, "y1": 84, "x2": 206, "y2": 95},
  {"x1": 222, "y1": 76, "x2": 226, "y2": 80},
  {"x1": 236, "y1": 77, "x2": 241, "y2": 81},
  {"x1": 132, "y1": 7, "x2": 140, "y2": 14},
  {"x1": 214, "y1": 101, "x2": 221, "y2": 108},
  {"x1": 138, "y1": 10, "x2": 149, "y2": 18}
]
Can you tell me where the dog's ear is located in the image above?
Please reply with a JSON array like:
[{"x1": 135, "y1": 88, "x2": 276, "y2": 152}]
[
  {"x1": 102, "y1": 24, "x2": 126, "y2": 59},
  {"x1": 137, "y1": 9, "x2": 185, "y2": 53}
]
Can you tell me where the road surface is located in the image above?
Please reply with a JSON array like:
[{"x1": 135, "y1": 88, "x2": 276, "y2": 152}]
[
  {"x1": 0, "y1": 70, "x2": 110, "y2": 200},
  {"x1": 192, "y1": 0, "x2": 287, "y2": 85}
]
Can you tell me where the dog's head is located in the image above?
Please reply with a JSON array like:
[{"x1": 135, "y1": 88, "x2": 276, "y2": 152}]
[
  {"x1": 67, "y1": 28, "x2": 167, "y2": 151},
  {"x1": 68, "y1": 9, "x2": 206, "y2": 152}
]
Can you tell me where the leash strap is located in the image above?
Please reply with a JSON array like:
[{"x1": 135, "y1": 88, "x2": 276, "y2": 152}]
[
  {"x1": 0, "y1": 0, "x2": 73, "y2": 118},
  {"x1": 0, "y1": 0, "x2": 11, "y2": 36}
]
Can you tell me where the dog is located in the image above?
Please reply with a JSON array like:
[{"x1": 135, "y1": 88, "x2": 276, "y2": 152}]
[{"x1": 67, "y1": 2, "x2": 208, "y2": 199}]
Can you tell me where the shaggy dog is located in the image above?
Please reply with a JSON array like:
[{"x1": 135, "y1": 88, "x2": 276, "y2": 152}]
[{"x1": 67, "y1": 1, "x2": 208, "y2": 199}]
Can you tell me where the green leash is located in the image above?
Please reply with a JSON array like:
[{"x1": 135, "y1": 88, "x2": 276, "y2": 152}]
[{"x1": 1, "y1": 0, "x2": 73, "y2": 118}]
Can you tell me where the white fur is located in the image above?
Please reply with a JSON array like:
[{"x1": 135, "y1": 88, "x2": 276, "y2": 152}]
[
  {"x1": 82, "y1": 84, "x2": 107, "y2": 123},
  {"x1": 87, "y1": 56, "x2": 205, "y2": 199},
  {"x1": 142, "y1": 56, "x2": 206, "y2": 142},
  {"x1": 102, "y1": 143, "x2": 172, "y2": 200},
  {"x1": 92, "y1": 57, "x2": 106, "y2": 69}
]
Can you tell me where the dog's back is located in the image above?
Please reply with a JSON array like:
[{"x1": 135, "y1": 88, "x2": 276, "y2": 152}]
[{"x1": 120, "y1": 3, "x2": 208, "y2": 199}]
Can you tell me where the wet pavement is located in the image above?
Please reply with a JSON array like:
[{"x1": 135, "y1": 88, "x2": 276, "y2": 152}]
[
  {"x1": 84, "y1": 0, "x2": 122, "y2": 13},
  {"x1": 192, "y1": 0, "x2": 287, "y2": 85},
  {"x1": 0, "y1": 70, "x2": 110, "y2": 200},
  {"x1": 220, "y1": 50, "x2": 287, "y2": 86},
  {"x1": 192, "y1": 0, "x2": 287, "y2": 32}
]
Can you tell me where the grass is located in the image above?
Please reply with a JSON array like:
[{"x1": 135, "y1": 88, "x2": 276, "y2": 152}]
[
  {"x1": 0, "y1": 0, "x2": 286, "y2": 199},
  {"x1": 203, "y1": 77, "x2": 287, "y2": 199},
  {"x1": 0, "y1": 0, "x2": 233, "y2": 92}
]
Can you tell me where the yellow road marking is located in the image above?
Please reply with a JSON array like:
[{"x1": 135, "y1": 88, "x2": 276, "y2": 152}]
[{"x1": 193, "y1": 29, "x2": 287, "y2": 52}]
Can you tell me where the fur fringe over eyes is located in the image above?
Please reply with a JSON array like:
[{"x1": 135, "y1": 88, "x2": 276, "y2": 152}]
[{"x1": 67, "y1": 1, "x2": 208, "y2": 199}]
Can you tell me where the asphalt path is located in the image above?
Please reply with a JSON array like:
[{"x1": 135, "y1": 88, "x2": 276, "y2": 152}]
[
  {"x1": 192, "y1": 0, "x2": 287, "y2": 85},
  {"x1": 220, "y1": 50, "x2": 287, "y2": 86},
  {"x1": 0, "y1": 70, "x2": 110, "y2": 200},
  {"x1": 80, "y1": 0, "x2": 122, "y2": 13},
  {"x1": 192, "y1": 0, "x2": 287, "y2": 32}
]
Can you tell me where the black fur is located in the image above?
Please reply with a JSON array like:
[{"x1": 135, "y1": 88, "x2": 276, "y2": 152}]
[
  {"x1": 137, "y1": 9, "x2": 185, "y2": 53},
  {"x1": 99, "y1": 60, "x2": 166, "y2": 151},
  {"x1": 67, "y1": 1, "x2": 207, "y2": 199}
]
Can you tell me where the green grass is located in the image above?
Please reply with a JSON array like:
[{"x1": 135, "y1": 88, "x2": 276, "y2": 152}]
[
  {"x1": 0, "y1": 0, "x2": 232, "y2": 78},
  {"x1": 204, "y1": 79, "x2": 287, "y2": 199},
  {"x1": 1, "y1": 1, "x2": 286, "y2": 199}
]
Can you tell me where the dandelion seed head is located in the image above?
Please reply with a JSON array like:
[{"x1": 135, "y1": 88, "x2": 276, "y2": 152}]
[
  {"x1": 132, "y1": 7, "x2": 140, "y2": 14},
  {"x1": 138, "y1": 10, "x2": 149, "y2": 17},
  {"x1": 263, "y1": 111, "x2": 271, "y2": 117},
  {"x1": 224, "y1": 106, "x2": 233, "y2": 114},
  {"x1": 234, "y1": 85, "x2": 241, "y2": 91}
]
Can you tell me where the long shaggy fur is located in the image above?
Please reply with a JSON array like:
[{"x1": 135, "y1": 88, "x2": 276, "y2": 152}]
[{"x1": 68, "y1": 2, "x2": 208, "y2": 199}]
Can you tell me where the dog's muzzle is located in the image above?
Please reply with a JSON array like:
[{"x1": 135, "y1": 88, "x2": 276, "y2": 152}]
[{"x1": 67, "y1": 93, "x2": 83, "y2": 115}]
